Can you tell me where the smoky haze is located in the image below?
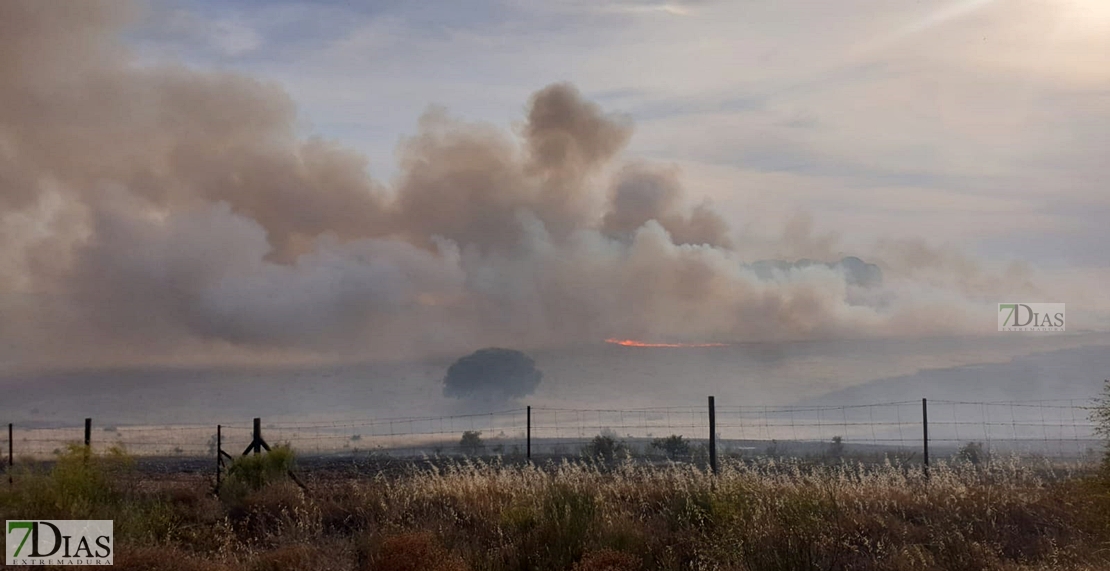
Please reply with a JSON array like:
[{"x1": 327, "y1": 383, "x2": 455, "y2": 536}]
[{"x1": 0, "y1": 0, "x2": 1062, "y2": 373}]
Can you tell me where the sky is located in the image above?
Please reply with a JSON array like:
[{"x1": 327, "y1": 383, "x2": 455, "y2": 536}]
[
  {"x1": 1, "y1": 0, "x2": 1108, "y2": 372},
  {"x1": 128, "y1": 0, "x2": 1110, "y2": 264}
]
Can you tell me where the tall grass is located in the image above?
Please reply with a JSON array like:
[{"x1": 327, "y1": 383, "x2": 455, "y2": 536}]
[{"x1": 1, "y1": 446, "x2": 1108, "y2": 571}]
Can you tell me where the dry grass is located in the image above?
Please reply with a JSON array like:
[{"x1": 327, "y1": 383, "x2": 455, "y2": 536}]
[{"x1": 2, "y1": 448, "x2": 1109, "y2": 571}]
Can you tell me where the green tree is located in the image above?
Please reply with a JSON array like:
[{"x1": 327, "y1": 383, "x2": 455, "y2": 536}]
[
  {"x1": 443, "y1": 348, "x2": 543, "y2": 402},
  {"x1": 460, "y1": 430, "x2": 484, "y2": 455},
  {"x1": 583, "y1": 434, "x2": 625, "y2": 461},
  {"x1": 651, "y1": 435, "x2": 690, "y2": 460}
]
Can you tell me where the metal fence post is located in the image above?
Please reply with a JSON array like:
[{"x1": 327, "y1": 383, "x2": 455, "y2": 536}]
[
  {"x1": 708, "y1": 396, "x2": 718, "y2": 474},
  {"x1": 216, "y1": 425, "x2": 222, "y2": 490},
  {"x1": 253, "y1": 418, "x2": 262, "y2": 455},
  {"x1": 84, "y1": 418, "x2": 91, "y2": 449},
  {"x1": 526, "y1": 406, "x2": 532, "y2": 461},
  {"x1": 922, "y1": 398, "x2": 929, "y2": 478},
  {"x1": 7, "y1": 423, "x2": 12, "y2": 486}
]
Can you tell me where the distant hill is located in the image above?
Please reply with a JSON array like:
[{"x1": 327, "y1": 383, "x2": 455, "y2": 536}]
[{"x1": 797, "y1": 344, "x2": 1110, "y2": 406}]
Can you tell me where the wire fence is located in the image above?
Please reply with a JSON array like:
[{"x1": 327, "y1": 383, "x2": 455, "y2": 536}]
[{"x1": 3, "y1": 398, "x2": 1105, "y2": 473}]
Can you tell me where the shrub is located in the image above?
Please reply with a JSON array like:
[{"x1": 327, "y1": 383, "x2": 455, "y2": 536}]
[
  {"x1": 219, "y1": 445, "x2": 296, "y2": 506},
  {"x1": 651, "y1": 435, "x2": 690, "y2": 460},
  {"x1": 583, "y1": 435, "x2": 626, "y2": 462},
  {"x1": 2, "y1": 444, "x2": 133, "y2": 519}
]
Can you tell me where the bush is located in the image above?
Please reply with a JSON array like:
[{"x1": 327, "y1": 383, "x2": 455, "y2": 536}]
[
  {"x1": 583, "y1": 435, "x2": 625, "y2": 462},
  {"x1": 2, "y1": 444, "x2": 133, "y2": 519},
  {"x1": 219, "y1": 445, "x2": 296, "y2": 506},
  {"x1": 651, "y1": 435, "x2": 690, "y2": 460}
]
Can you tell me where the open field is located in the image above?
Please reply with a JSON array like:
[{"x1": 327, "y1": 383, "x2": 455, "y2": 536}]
[{"x1": 3, "y1": 445, "x2": 1110, "y2": 571}]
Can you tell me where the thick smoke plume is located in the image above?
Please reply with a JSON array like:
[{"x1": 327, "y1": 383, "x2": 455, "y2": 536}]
[{"x1": 0, "y1": 1, "x2": 1049, "y2": 371}]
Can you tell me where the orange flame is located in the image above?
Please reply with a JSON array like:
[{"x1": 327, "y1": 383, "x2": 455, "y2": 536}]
[{"x1": 604, "y1": 338, "x2": 729, "y2": 348}]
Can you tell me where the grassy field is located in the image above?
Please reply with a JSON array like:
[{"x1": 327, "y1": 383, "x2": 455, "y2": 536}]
[{"x1": 2, "y1": 445, "x2": 1110, "y2": 571}]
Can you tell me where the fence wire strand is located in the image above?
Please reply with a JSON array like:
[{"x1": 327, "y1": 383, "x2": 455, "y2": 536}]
[{"x1": 2, "y1": 399, "x2": 1103, "y2": 468}]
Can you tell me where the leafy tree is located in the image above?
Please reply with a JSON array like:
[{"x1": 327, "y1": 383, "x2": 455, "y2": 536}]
[
  {"x1": 651, "y1": 435, "x2": 690, "y2": 460},
  {"x1": 443, "y1": 348, "x2": 543, "y2": 402},
  {"x1": 460, "y1": 430, "x2": 484, "y2": 455},
  {"x1": 827, "y1": 436, "x2": 845, "y2": 459},
  {"x1": 583, "y1": 434, "x2": 625, "y2": 461}
]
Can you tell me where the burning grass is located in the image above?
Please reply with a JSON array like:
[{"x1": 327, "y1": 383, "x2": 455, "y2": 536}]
[{"x1": 2, "y1": 447, "x2": 1110, "y2": 570}]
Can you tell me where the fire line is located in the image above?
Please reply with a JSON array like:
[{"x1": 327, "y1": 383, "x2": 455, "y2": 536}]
[{"x1": 604, "y1": 338, "x2": 729, "y2": 348}]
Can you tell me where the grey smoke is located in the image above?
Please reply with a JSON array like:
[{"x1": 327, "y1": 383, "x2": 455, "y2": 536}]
[
  {"x1": 747, "y1": 257, "x2": 883, "y2": 289},
  {"x1": 0, "y1": 0, "x2": 1050, "y2": 372}
]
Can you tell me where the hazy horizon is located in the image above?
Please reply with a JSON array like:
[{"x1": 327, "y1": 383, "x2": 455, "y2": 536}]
[{"x1": 3, "y1": 334, "x2": 1107, "y2": 428}]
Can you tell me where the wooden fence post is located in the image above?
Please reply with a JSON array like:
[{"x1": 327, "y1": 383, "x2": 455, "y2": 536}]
[
  {"x1": 84, "y1": 418, "x2": 91, "y2": 448},
  {"x1": 708, "y1": 396, "x2": 718, "y2": 474},
  {"x1": 7, "y1": 422, "x2": 12, "y2": 486},
  {"x1": 241, "y1": 417, "x2": 270, "y2": 456},
  {"x1": 526, "y1": 406, "x2": 531, "y2": 461},
  {"x1": 216, "y1": 425, "x2": 222, "y2": 490},
  {"x1": 922, "y1": 398, "x2": 930, "y2": 479}
]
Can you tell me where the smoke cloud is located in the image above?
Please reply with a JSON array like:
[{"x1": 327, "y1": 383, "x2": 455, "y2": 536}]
[{"x1": 0, "y1": 1, "x2": 1058, "y2": 371}]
